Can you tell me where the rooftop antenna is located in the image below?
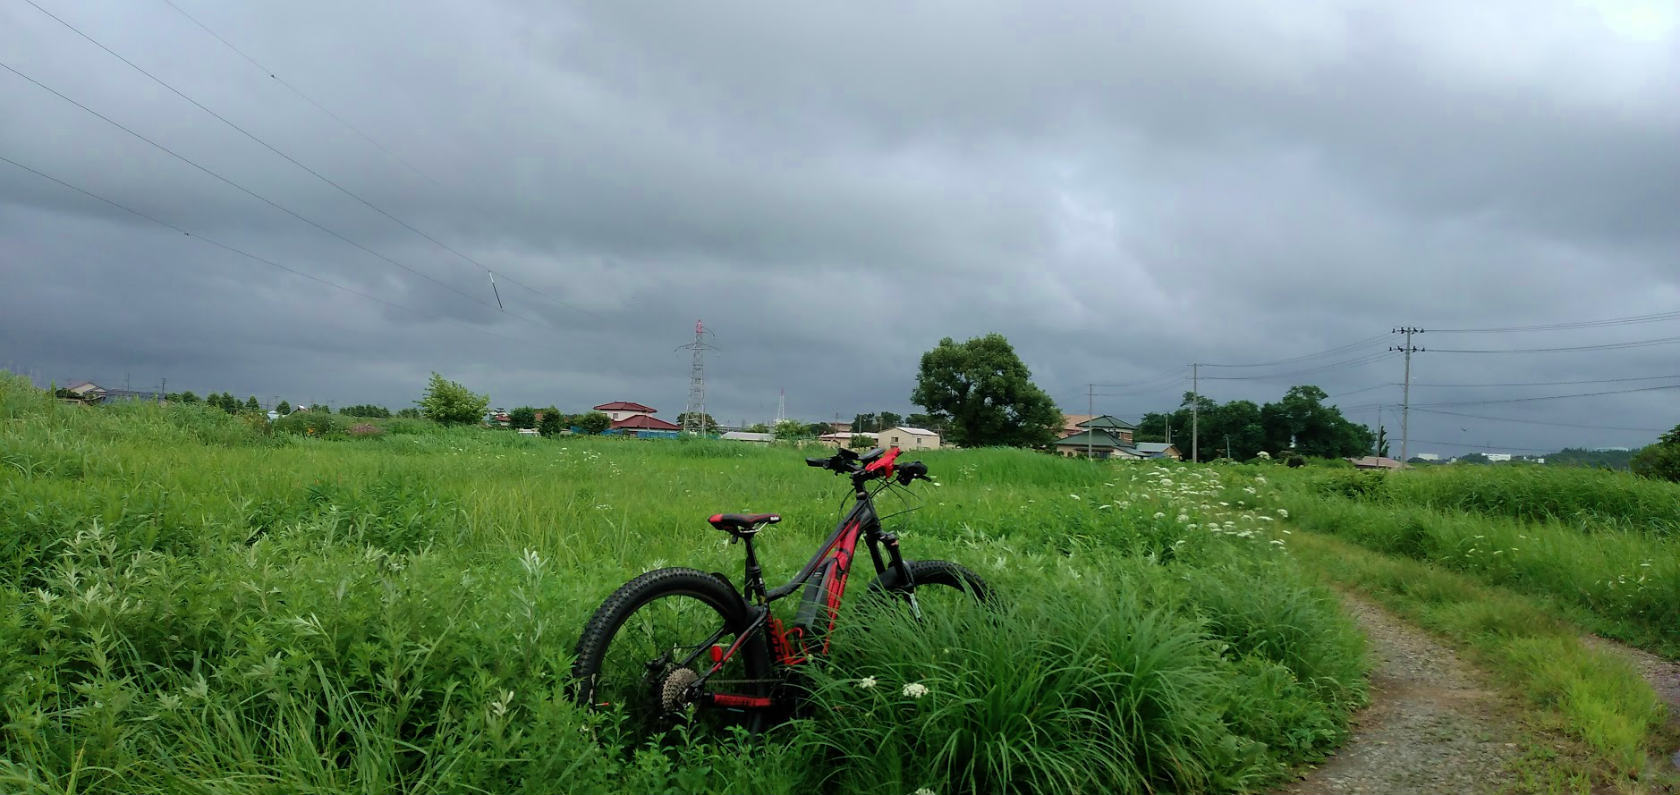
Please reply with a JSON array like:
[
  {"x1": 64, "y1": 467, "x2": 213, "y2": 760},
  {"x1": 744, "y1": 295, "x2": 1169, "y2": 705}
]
[{"x1": 677, "y1": 320, "x2": 716, "y2": 435}]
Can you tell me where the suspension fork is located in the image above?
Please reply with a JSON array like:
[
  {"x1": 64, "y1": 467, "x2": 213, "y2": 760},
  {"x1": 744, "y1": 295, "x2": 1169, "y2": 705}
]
[{"x1": 869, "y1": 528, "x2": 922, "y2": 620}]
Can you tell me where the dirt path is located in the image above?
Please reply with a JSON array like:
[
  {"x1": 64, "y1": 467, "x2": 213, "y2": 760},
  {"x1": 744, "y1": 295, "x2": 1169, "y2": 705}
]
[{"x1": 1277, "y1": 592, "x2": 1524, "y2": 795}]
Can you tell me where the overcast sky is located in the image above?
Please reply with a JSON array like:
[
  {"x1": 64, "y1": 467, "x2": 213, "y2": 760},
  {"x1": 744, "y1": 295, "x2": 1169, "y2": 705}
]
[{"x1": 3, "y1": 0, "x2": 1678, "y2": 455}]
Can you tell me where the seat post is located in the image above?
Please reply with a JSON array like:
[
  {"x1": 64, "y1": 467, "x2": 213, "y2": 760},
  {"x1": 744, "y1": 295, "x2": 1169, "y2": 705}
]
[{"x1": 741, "y1": 534, "x2": 766, "y2": 602}]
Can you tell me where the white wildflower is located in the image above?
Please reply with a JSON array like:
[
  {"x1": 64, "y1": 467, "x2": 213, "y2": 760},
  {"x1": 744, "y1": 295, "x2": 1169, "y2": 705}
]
[
  {"x1": 1276, "y1": 508, "x2": 1289, "y2": 518},
  {"x1": 1098, "y1": 504, "x2": 1112, "y2": 510},
  {"x1": 902, "y1": 682, "x2": 930, "y2": 699},
  {"x1": 1176, "y1": 514, "x2": 1188, "y2": 522},
  {"x1": 1153, "y1": 512, "x2": 1166, "y2": 519},
  {"x1": 1070, "y1": 494, "x2": 1081, "y2": 500},
  {"x1": 914, "y1": 788, "x2": 936, "y2": 795},
  {"x1": 857, "y1": 676, "x2": 878, "y2": 690}
]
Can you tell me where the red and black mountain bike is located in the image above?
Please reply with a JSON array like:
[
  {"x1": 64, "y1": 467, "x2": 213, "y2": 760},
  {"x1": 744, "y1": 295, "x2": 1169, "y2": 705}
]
[{"x1": 571, "y1": 446, "x2": 993, "y2": 735}]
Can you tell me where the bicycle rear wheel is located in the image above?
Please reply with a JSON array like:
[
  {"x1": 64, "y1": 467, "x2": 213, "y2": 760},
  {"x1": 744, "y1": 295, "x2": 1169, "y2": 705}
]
[{"x1": 572, "y1": 567, "x2": 771, "y2": 737}]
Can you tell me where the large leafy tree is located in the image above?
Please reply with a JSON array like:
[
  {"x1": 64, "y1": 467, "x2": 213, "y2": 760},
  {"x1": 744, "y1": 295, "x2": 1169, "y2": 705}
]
[
  {"x1": 1259, "y1": 385, "x2": 1372, "y2": 459},
  {"x1": 508, "y1": 406, "x2": 537, "y2": 429},
  {"x1": 675, "y1": 412, "x2": 720, "y2": 433},
  {"x1": 575, "y1": 411, "x2": 612, "y2": 435},
  {"x1": 419, "y1": 373, "x2": 489, "y2": 425},
  {"x1": 1631, "y1": 424, "x2": 1680, "y2": 482},
  {"x1": 910, "y1": 334, "x2": 1062, "y2": 448}
]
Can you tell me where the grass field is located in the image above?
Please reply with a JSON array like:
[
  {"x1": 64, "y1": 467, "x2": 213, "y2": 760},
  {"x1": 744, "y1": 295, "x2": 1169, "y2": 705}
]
[{"x1": 0, "y1": 375, "x2": 1367, "y2": 795}]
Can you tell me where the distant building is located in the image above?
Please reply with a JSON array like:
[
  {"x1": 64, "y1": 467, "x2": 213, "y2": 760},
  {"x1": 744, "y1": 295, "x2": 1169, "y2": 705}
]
[
  {"x1": 879, "y1": 426, "x2": 941, "y2": 450},
  {"x1": 1347, "y1": 456, "x2": 1406, "y2": 470},
  {"x1": 593, "y1": 401, "x2": 658, "y2": 423},
  {"x1": 609, "y1": 413, "x2": 681, "y2": 437},
  {"x1": 1415, "y1": 453, "x2": 1441, "y2": 461},
  {"x1": 720, "y1": 431, "x2": 775, "y2": 444},
  {"x1": 1485, "y1": 453, "x2": 1513, "y2": 463},
  {"x1": 818, "y1": 431, "x2": 877, "y2": 448}
]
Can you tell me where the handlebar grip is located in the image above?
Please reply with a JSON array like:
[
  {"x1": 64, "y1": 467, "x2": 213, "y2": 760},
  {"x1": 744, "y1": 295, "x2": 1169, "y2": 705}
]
[{"x1": 805, "y1": 457, "x2": 831, "y2": 468}]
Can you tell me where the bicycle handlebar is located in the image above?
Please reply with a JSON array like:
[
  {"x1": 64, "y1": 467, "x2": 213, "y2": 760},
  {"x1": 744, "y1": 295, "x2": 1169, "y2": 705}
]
[{"x1": 805, "y1": 447, "x2": 932, "y2": 485}]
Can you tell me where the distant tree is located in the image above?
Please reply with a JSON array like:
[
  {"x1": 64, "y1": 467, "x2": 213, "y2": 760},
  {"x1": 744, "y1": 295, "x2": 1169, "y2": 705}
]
[
  {"x1": 276, "y1": 399, "x2": 291, "y2": 415},
  {"x1": 904, "y1": 413, "x2": 947, "y2": 433},
  {"x1": 1457, "y1": 452, "x2": 1490, "y2": 465},
  {"x1": 747, "y1": 423, "x2": 771, "y2": 433},
  {"x1": 1630, "y1": 425, "x2": 1680, "y2": 483},
  {"x1": 910, "y1": 333, "x2": 1061, "y2": 448},
  {"x1": 216, "y1": 393, "x2": 239, "y2": 414},
  {"x1": 538, "y1": 407, "x2": 563, "y2": 437},
  {"x1": 244, "y1": 396, "x2": 261, "y2": 413},
  {"x1": 419, "y1": 373, "x2": 490, "y2": 425},
  {"x1": 849, "y1": 434, "x2": 877, "y2": 450},
  {"x1": 575, "y1": 411, "x2": 612, "y2": 435},
  {"x1": 508, "y1": 406, "x2": 537, "y2": 429},
  {"x1": 1258, "y1": 385, "x2": 1372, "y2": 460},
  {"x1": 1375, "y1": 425, "x2": 1390, "y2": 458},
  {"x1": 675, "y1": 412, "x2": 720, "y2": 433},
  {"x1": 396, "y1": 407, "x2": 421, "y2": 419},
  {"x1": 1546, "y1": 447, "x2": 1633, "y2": 470},
  {"x1": 879, "y1": 411, "x2": 904, "y2": 429},
  {"x1": 851, "y1": 413, "x2": 877, "y2": 433},
  {"x1": 774, "y1": 420, "x2": 808, "y2": 441},
  {"x1": 340, "y1": 404, "x2": 392, "y2": 419},
  {"x1": 805, "y1": 422, "x2": 832, "y2": 437},
  {"x1": 179, "y1": 391, "x2": 199, "y2": 404}
]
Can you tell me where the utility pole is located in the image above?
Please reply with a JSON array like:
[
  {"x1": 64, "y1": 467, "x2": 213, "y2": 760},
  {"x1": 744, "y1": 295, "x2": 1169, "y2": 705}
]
[
  {"x1": 1224, "y1": 434, "x2": 1231, "y2": 460},
  {"x1": 1375, "y1": 404, "x2": 1381, "y2": 456},
  {"x1": 1086, "y1": 383, "x2": 1094, "y2": 459},
  {"x1": 1391, "y1": 328, "x2": 1425, "y2": 465},
  {"x1": 677, "y1": 320, "x2": 715, "y2": 435},
  {"x1": 159, "y1": 377, "x2": 166, "y2": 404},
  {"x1": 1190, "y1": 363, "x2": 1199, "y2": 464}
]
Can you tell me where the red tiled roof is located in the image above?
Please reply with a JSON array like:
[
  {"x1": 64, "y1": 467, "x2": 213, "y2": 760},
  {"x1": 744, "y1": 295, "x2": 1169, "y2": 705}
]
[
  {"x1": 593, "y1": 401, "x2": 656, "y2": 412},
  {"x1": 611, "y1": 414, "x2": 681, "y2": 431}
]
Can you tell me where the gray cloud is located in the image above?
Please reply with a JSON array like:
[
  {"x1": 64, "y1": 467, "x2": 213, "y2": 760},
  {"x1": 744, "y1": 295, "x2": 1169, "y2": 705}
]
[{"x1": 4, "y1": 0, "x2": 1678, "y2": 453}]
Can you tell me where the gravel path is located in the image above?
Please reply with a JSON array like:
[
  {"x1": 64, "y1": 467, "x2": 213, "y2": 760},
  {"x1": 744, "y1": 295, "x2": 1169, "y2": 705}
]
[{"x1": 1277, "y1": 592, "x2": 1523, "y2": 795}]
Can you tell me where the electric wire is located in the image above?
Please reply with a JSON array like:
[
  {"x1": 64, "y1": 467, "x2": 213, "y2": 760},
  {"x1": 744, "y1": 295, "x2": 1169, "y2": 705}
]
[
  {"x1": 1428, "y1": 335, "x2": 1680, "y2": 354},
  {"x1": 0, "y1": 58, "x2": 545, "y2": 327},
  {"x1": 1406, "y1": 375, "x2": 1680, "y2": 388},
  {"x1": 1408, "y1": 383, "x2": 1680, "y2": 408},
  {"x1": 24, "y1": 0, "x2": 589, "y2": 317},
  {"x1": 1198, "y1": 333, "x2": 1391, "y2": 368},
  {"x1": 1408, "y1": 407, "x2": 1666, "y2": 433},
  {"x1": 1199, "y1": 351, "x2": 1398, "y2": 382},
  {"x1": 0, "y1": 152, "x2": 527, "y2": 344},
  {"x1": 1427, "y1": 309, "x2": 1680, "y2": 334}
]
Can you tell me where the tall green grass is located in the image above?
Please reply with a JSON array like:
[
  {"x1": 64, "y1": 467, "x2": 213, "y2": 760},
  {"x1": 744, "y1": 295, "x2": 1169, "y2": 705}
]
[
  {"x1": 1277, "y1": 470, "x2": 1680, "y2": 658},
  {"x1": 0, "y1": 373, "x2": 1363, "y2": 793}
]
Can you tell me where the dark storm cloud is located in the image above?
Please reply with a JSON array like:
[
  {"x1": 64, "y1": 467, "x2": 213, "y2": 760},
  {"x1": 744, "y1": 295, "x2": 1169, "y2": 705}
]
[{"x1": 3, "y1": 0, "x2": 1678, "y2": 454}]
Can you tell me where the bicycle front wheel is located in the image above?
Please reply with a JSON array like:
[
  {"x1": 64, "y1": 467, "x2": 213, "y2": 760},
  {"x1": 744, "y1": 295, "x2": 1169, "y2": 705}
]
[
  {"x1": 866, "y1": 559, "x2": 996, "y2": 621},
  {"x1": 571, "y1": 567, "x2": 771, "y2": 737}
]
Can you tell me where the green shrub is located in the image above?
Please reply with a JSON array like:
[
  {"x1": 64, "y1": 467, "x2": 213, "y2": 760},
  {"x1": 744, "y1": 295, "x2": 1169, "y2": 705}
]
[{"x1": 274, "y1": 411, "x2": 347, "y2": 438}]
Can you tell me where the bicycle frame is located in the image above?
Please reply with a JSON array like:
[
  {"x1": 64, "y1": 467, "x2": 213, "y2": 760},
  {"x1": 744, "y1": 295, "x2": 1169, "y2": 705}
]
[{"x1": 683, "y1": 475, "x2": 916, "y2": 710}]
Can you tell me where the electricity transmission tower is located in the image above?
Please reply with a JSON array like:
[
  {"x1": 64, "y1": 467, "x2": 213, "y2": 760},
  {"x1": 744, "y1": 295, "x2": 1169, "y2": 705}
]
[
  {"x1": 774, "y1": 389, "x2": 787, "y2": 427},
  {"x1": 678, "y1": 320, "x2": 716, "y2": 435}
]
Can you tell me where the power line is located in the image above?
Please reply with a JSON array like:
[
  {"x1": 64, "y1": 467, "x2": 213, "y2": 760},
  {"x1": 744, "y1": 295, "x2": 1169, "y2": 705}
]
[
  {"x1": 1407, "y1": 374, "x2": 1680, "y2": 388},
  {"x1": 155, "y1": 0, "x2": 448, "y2": 191},
  {"x1": 1198, "y1": 333, "x2": 1391, "y2": 368},
  {"x1": 21, "y1": 0, "x2": 589, "y2": 319},
  {"x1": 1428, "y1": 309, "x2": 1680, "y2": 334},
  {"x1": 1198, "y1": 350, "x2": 1397, "y2": 381},
  {"x1": 1403, "y1": 438, "x2": 1557, "y2": 454},
  {"x1": 0, "y1": 152, "x2": 525, "y2": 344},
  {"x1": 1408, "y1": 383, "x2": 1680, "y2": 408},
  {"x1": 0, "y1": 58, "x2": 542, "y2": 326},
  {"x1": 1429, "y1": 335, "x2": 1680, "y2": 354},
  {"x1": 1409, "y1": 407, "x2": 1666, "y2": 433}
]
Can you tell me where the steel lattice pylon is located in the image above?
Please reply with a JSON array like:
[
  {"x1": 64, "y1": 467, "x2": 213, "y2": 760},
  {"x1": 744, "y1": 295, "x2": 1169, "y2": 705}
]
[{"x1": 678, "y1": 320, "x2": 715, "y2": 435}]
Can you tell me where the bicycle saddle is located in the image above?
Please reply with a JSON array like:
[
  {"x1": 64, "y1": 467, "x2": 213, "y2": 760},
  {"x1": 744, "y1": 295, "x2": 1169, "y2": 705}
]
[{"x1": 708, "y1": 513, "x2": 781, "y2": 536}]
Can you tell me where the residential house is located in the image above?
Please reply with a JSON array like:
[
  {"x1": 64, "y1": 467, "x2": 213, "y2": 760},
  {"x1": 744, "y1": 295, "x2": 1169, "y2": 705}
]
[
  {"x1": 1347, "y1": 456, "x2": 1405, "y2": 470},
  {"x1": 1053, "y1": 430, "x2": 1142, "y2": 460},
  {"x1": 1061, "y1": 414, "x2": 1137, "y2": 445},
  {"x1": 593, "y1": 401, "x2": 658, "y2": 423},
  {"x1": 879, "y1": 426, "x2": 940, "y2": 450},
  {"x1": 61, "y1": 381, "x2": 107, "y2": 403},
  {"x1": 1134, "y1": 442, "x2": 1182, "y2": 461},
  {"x1": 609, "y1": 413, "x2": 682, "y2": 437}
]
